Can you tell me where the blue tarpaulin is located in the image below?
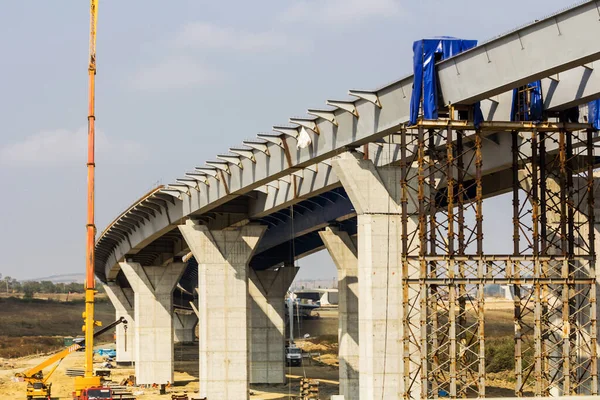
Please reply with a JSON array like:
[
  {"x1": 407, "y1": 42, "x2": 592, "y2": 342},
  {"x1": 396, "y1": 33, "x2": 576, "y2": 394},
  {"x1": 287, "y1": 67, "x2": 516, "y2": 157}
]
[
  {"x1": 410, "y1": 37, "x2": 480, "y2": 126},
  {"x1": 589, "y1": 99, "x2": 600, "y2": 130},
  {"x1": 510, "y1": 81, "x2": 543, "y2": 122},
  {"x1": 96, "y1": 348, "x2": 116, "y2": 358}
]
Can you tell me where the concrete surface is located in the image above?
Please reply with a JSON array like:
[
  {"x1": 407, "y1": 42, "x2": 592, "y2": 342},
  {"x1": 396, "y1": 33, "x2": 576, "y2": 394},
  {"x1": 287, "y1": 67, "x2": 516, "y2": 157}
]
[
  {"x1": 333, "y1": 152, "x2": 421, "y2": 399},
  {"x1": 248, "y1": 266, "x2": 298, "y2": 384},
  {"x1": 119, "y1": 261, "x2": 186, "y2": 385},
  {"x1": 319, "y1": 227, "x2": 359, "y2": 400},
  {"x1": 179, "y1": 221, "x2": 266, "y2": 400},
  {"x1": 104, "y1": 283, "x2": 135, "y2": 365}
]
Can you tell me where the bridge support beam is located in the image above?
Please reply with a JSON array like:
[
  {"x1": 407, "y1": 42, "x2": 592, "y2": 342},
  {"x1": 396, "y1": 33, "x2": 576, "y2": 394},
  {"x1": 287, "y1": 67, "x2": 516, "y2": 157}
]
[
  {"x1": 174, "y1": 312, "x2": 197, "y2": 344},
  {"x1": 319, "y1": 227, "x2": 359, "y2": 400},
  {"x1": 179, "y1": 221, "x2": 266, "y2": 400},
  {"x1": 103, "y1": 283, "x2": 135, "y2": 365},
  {"x1": 332, "y1": 151, "x2": 420, "y2": 400},
  {"x1": 119, "y1": 261, "x2": 186, "y2": 385},
  {"x1": 248, "y1": 265, "x2": 298, "y2": 384}
]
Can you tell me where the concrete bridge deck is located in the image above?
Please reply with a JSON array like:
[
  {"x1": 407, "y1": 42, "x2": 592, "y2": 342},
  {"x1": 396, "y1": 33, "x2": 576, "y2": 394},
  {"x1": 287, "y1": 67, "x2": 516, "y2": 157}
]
[{"x1": 97, "y1": 2, "x2": 600, "y2": 398}]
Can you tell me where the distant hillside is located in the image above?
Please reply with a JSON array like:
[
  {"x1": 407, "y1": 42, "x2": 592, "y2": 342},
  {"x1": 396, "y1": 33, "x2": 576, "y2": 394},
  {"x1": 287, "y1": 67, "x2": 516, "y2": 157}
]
[{"x1": 26, "y1": 273, "x2": 86, "y2": 284}]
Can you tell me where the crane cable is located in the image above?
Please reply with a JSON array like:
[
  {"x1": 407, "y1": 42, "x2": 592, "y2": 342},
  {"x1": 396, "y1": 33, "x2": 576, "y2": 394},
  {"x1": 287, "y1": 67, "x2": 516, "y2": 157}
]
[{"x1": 286, "y1": 203, "x2": 309, "y2": 397}]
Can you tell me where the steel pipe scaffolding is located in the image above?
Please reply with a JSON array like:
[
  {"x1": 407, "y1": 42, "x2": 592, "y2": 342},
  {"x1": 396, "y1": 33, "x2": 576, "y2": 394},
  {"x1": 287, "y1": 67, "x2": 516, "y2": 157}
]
[{"x1": 399, "y1": 121, "x2": 598, "y2": 398}]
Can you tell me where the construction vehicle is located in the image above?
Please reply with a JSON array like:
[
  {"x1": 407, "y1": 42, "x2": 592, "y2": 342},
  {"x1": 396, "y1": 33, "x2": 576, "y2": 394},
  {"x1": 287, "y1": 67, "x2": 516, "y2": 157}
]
[
  {"x1": 285, "y1": 340, "x2": 302, "y2": 367},
  {"x1": 285, "y1": 296, "x2": 304, "y2": 366},
  {"x1": 76, "y1": 386, "x2": 113, "y2": 399},
  {"x1": 74, "y1": 0, "x2": 103, "y2": 396},
  {"x1": 285, "y1": 342, "x2": 302, "y2": 366},
  {"x1": 15, "y1": 317, "x2": 126, "y2": 400}
]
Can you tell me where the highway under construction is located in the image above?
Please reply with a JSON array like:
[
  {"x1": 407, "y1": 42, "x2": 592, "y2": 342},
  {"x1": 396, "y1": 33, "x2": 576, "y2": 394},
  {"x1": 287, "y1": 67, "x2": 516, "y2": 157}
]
[{"x1": 11, "y1": 1, "x2": 600, "y2": 400}]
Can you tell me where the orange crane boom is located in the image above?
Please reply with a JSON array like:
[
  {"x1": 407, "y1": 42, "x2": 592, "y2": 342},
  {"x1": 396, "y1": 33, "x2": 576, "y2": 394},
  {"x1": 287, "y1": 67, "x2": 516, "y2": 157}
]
[
  {"x1": 85, "y1": 0, "x2": 98, "y2": 377},
  {"x1": 75, "y1": 0, "x2": 101, "y2": 394}
]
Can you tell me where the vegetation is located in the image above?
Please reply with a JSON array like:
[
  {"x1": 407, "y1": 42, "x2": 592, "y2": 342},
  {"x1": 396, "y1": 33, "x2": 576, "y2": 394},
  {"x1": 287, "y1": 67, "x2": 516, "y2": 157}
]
[
  {"x1": 0, "y1": 275, "x2": 105, "y2": 297},
  {"x1": 0, "y1": 296, "x2": 115, "y2": 358},
  {"x1": 0, "y1": 336, "x2": 64, "y2": 359},
  {"x1": 0, "y1": 297, "x2": 114, "y2": 337}
]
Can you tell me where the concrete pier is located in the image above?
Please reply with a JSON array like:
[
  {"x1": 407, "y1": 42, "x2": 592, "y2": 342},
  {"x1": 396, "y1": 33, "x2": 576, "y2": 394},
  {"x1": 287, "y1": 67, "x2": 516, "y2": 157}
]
[
  {"x1": 319, "y1": 227, "x2": 359, "y2": 400},
  {"x1": 248, "y1": 266, "x2": 298, "y2": 384},
  {"x1": 103, "y1": 283, "x2": 135, "y2": 365},
  {"x1": 179, "y1": 221, "x2": 266, "y2": 400},
  {"x1": 173, "y1": 311, "x2": 197, "y2": 344},
  {"x1": 332, "y1": 151, "x2": 420, "y2": 399},
  {"x1": 119, "y1": 261, "x2": 186, "y2": 385}
]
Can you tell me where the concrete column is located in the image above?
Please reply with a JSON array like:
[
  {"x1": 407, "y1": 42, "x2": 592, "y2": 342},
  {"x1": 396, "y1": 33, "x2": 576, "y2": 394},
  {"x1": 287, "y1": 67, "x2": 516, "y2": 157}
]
[
  {"x1": 179, "y1": 221, "x2": 266, "y2": 400},
  {"x1": 332, "y1": 151, "x2": 420, "y2": 400},
  {"x1": 319, "y1": 226, "x2": 359, "y2": 400},
  {"x1": 119, "y1": 261, "x2": 186, "y2": 385},
  {"x1": 248, "y1": 266, "x2": 299, "y2": 384},
  {"x1": 174, "y1": 312, "x2": 198, "y2": 343},
  {"x1": 103, "y1": 283, "x2": 135, "y2": 365}
]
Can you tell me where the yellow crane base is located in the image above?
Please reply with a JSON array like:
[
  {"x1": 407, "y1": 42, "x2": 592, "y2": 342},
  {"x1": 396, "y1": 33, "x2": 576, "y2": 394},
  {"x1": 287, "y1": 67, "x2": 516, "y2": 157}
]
[{"x1": 73, "y1": 375, "x2": 101, "y2": 394}]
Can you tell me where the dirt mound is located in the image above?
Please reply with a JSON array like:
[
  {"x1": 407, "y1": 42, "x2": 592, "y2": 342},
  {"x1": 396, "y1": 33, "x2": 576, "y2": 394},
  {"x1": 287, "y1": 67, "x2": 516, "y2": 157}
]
[{"x1": 295, "y1": 335, "x2": 338, "y2": 355}]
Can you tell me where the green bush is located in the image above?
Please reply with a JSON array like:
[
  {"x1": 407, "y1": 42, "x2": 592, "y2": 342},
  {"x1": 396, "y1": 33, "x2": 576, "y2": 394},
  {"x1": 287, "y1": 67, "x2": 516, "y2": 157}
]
[
  {"x1": 23, "y1": 285, "x2": 34, "y2": 299},
  {"x1": 485, "y1": 337, "x2": 514, "y2": 373}
]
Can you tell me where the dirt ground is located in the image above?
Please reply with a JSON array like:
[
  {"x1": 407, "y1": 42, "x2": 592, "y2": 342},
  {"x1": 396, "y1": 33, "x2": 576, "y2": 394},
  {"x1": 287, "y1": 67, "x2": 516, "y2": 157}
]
[
  {"x1": 1, "y1": 300, "x2": 523, "y2": 399},
  {"x1": 1, "y1": 343, "x2": 338, "y2": 400}
]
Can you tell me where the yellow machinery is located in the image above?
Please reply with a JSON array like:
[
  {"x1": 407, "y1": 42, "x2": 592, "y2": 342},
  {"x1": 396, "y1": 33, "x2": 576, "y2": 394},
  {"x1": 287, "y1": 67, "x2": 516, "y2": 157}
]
[
  {"x1": 74, "y1": 0, "x2": 101, "y2": 396},
  {"x1": 16, "y1": 344, "x2": 79, "y2": 399},
  {"x1": 17, "y1": 1, "x2": 104, "y2": 398},
  {"x1": 16, "y1": 318, "x2": 127, "y2": 399}
]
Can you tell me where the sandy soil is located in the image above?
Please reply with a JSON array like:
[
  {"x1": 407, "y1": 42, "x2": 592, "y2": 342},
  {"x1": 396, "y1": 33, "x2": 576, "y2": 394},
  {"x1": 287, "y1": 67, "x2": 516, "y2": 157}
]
[
  {"x1": 1, "y1": 343, "x2": 338, "y2": 400},
  {"x1": 1, "y1": 304, "x2": 523, "y2": 399}
]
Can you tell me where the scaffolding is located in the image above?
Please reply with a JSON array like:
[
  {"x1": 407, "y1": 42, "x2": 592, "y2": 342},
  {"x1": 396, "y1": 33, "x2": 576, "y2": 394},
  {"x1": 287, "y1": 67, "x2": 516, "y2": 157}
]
[{"x1": 399, "y1": 119, "x2": 598, "y2": 398}]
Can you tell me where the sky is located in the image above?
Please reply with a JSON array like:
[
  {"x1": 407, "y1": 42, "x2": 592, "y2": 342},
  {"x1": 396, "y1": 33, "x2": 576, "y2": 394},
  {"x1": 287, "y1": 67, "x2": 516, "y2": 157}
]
[{"x1": 0, "y1": 0, "x2": 573, "y2": 281}]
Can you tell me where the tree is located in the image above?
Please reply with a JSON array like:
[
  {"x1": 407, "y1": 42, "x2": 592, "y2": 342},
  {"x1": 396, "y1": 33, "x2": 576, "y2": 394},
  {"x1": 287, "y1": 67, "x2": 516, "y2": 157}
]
[
  {"x1": 55, "y1": 282, "x2": 66, "y2": 294},
  {"x1": 40, "y1": 281, "x2": 55, "y2": 293},
  {"x1": 11, "y1": 278, "x2": 20, "y2": 293},
  {"x1": 29, "y1": 281, "x2": 41, "y2": 293},
  {"x1": 22, "y1": 282, "x2": 35, "y2": 299},
  {"x1": 66, "y1": 282, "x2": 84, "y2": 294}
]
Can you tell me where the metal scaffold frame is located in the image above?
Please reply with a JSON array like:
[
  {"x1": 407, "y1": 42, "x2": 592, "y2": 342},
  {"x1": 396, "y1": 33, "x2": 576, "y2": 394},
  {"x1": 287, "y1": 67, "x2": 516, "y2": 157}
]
[{"x1": 400, "y1": 120, "x2": 598, "y2": 399}]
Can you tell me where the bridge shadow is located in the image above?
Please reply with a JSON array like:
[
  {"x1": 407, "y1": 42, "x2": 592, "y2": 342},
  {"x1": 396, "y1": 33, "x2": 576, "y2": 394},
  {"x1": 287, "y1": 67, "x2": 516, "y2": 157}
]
[{"x1": 174, "y1": 341, "x2": 199, "y2": 380}]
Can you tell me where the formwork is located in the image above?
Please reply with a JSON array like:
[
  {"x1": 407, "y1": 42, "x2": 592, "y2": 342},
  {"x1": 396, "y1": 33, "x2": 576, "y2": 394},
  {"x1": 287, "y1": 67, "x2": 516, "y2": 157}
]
[{"x1": 399, "y1": 118, "x2": 598, "y2": 398}]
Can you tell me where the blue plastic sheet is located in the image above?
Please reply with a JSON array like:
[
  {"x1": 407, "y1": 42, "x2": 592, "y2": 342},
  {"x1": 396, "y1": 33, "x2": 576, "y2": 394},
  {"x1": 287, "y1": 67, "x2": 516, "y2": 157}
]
[
  {"x1": 510, "y1": 81, "x2": 543, "y2": 122},
  {"x1": 589, "y1": 99, "x2": 600, "y2": 129},
  {"x1": 96, "y1": 348, "x2": 117, "y2": 357},
  {"x1": 410, "y1": 37, "x2": 479, "y2": 126}
]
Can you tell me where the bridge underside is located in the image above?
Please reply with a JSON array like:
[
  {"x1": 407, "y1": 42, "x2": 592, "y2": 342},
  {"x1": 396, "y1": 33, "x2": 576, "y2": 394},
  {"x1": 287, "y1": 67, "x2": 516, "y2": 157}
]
[
  {"x1": 94, "y1": 2, "x2": 600, "y2": 398},
  {"x1": 110, "y1": 123, "x2": 600, "y2": 397}
]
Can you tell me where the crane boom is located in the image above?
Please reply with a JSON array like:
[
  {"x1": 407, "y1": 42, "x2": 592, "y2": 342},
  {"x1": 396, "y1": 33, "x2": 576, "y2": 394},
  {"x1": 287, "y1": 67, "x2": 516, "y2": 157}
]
[
  {"x1": 84, "y1": 0, "x2": 98, "y2": 382},
  {"x1": 17, "y1": 344, "x2": 81, "y2": 380},
  {"x1": 16, "y1": 317, "x2": 127, "y2": 381}
]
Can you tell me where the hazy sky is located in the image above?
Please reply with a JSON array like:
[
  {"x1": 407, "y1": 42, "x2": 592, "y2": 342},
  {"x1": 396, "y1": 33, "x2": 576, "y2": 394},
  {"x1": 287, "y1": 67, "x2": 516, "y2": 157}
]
[{"x1": 0, "y1": 0, "x2": 571, "y2": 281}]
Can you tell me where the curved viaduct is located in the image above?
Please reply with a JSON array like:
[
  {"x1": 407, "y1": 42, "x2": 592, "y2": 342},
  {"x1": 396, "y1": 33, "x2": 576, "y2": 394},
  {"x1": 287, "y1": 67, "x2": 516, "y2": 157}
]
[{"x1": 97, "y1": 2, "x2": 600, "y2": 399}]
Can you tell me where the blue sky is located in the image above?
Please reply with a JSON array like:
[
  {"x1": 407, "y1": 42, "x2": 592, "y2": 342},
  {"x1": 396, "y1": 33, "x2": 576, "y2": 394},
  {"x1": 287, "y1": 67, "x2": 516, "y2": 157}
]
[{"x1": 0, "y1": 0, "x2": 570, "y2": 281}]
